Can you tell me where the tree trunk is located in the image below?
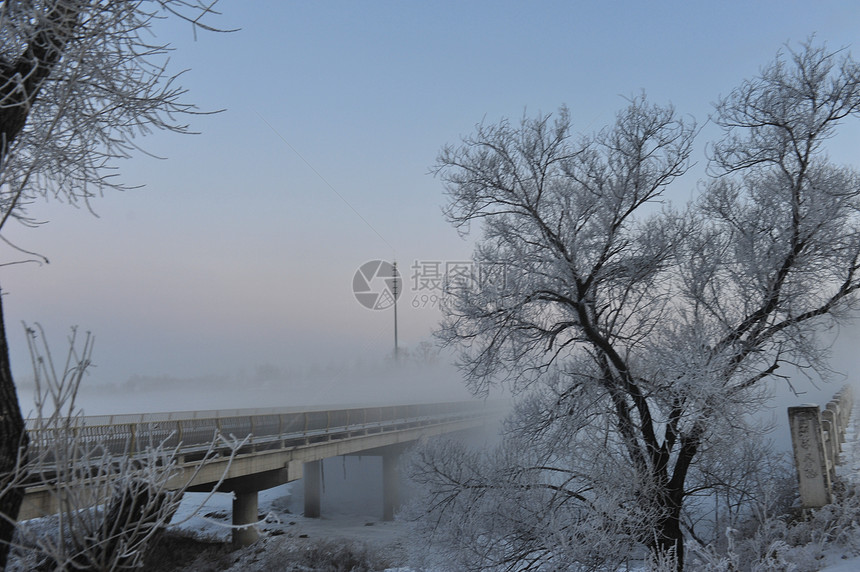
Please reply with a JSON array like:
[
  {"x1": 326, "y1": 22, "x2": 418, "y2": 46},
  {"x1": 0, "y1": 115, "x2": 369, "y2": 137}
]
[
  {"x1": 0, "y1": 291, "x2": 27, "y2": 569},
  {"x1": 650, "y1": 467, "x2": 693, "y2": 572},
  {"x1": 0, "y1": 7, "x2": 86, "y2": 568},
  {"x1": 655, "y1": 504, "x2": 685, "y2": 571},
  {"x1": 649, "y1": 426, "x2": 700, "y2": 571}
]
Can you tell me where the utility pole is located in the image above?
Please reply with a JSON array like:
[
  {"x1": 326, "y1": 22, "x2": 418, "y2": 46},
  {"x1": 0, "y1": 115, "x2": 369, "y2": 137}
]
[{"x1": 392, "y1": 261, "x2": 399, "y2": 362}]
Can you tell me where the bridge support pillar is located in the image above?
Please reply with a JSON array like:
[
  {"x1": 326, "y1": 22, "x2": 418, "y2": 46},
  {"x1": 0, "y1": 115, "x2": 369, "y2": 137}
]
[
  {"x1": 304, "y1": 460, "x2": 322, "y2": 518},
  {"x1": 382, "y1": 451, "x2": 400, "y2": 521},
  {"x1": 232, "y1": 490, "x2": 259, "y2": 546}
]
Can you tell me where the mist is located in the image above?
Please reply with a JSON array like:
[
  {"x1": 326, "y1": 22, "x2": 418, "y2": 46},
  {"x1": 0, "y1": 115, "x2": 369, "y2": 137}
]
[{"x1": 13, "y1": 348, "x2": 481, "y2": 419}]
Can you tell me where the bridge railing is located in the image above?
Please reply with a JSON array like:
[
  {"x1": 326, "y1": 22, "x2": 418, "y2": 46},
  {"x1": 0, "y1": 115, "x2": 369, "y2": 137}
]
[{"x1": 24, "y1": 401, "x2": 494, "y2": 460}]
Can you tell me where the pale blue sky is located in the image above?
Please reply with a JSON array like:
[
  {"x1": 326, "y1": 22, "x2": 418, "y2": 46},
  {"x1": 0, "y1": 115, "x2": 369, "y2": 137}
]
[{"x1": 4, "y1": 1, "x2": 860, "y2": 408}]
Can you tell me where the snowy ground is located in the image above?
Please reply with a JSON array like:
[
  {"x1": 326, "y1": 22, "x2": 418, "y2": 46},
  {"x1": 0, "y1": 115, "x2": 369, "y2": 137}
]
[
  {"x1": 8, "y1": 467, "x2": 413, "y2": 571},
  {"x1": 166, "y1": 482, "x2": 413, "y2": 571},
  {"x1": 172, "y1": 483, "x2": 410, "y2": 547}
]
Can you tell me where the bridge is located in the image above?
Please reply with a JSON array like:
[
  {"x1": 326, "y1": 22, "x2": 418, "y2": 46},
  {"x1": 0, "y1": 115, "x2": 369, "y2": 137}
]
[{"x1": 19, "y1": 401, "x2": 501, "y2": 545}]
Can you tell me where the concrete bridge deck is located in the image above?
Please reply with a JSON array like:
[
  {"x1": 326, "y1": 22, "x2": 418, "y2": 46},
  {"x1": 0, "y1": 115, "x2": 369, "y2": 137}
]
[{"x1": 18, "y1": 401, "x2": 501, "y2": 544}]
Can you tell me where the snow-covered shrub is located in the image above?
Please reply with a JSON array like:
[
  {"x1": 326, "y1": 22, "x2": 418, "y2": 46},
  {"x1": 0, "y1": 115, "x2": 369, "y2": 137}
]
[
  {"x1": 2, "y1": 325, "x2": 243, "y2": 571},
  {"x1": 289, "y1": 538, "x2": 393, "y2": 571},
  {"x1": 688, "y1": 480, "x2": 860, "y2": 572}
]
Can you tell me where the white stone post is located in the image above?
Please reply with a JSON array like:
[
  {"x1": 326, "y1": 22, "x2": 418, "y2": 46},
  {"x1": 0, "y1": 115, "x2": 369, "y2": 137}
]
[{"x1": 788, "y1": 405, "x2": 832, "y2": 509}]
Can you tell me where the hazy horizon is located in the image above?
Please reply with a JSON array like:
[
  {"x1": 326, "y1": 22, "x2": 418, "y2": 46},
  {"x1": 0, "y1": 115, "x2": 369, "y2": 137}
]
[{"x1": 2, "y1": 1, "x2": 859, "y2": 416}]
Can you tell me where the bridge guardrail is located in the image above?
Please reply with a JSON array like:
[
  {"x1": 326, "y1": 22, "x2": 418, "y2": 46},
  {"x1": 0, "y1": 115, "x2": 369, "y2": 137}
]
[{"x1": 25, "y1": 401, "x2": 498, "y2": 460}]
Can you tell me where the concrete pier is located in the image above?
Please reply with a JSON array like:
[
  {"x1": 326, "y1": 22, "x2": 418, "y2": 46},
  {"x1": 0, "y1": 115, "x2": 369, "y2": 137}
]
[
  {"x1": 382, "y1": 452, "x2": 400, "y2": 521},
  {"x1": 232, "y1": 490, "x2": 259, "y2": 546},
  {"x1": 304, "y1": 460, "x2": 322, "y2": 518}
]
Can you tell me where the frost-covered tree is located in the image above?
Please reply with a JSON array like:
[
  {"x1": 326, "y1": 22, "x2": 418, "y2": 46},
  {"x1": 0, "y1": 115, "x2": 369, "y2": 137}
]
[
  {"x1": 416, "y1": 41, "x2": 860, "y2": 571},
  {"x1": 0, "y1": 2, "x2": 220, "y2": 566}
]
